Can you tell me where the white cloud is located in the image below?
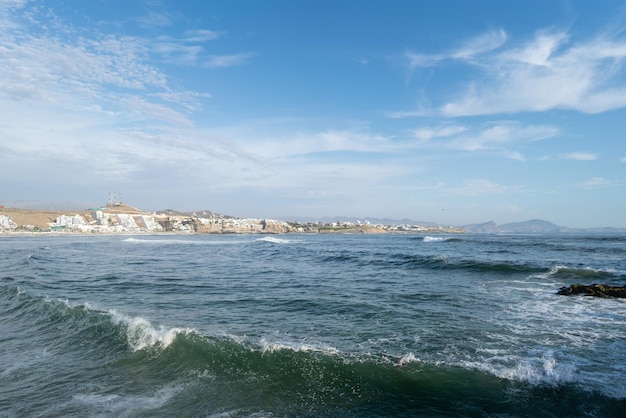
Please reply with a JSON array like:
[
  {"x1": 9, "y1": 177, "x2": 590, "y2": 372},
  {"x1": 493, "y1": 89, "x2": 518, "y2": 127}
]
[
  {"x1": 411, "y1": 125, "x2": 467, "y2": 140},
  {"x1": 152, "y1": 41, "x2": 204, "y2": 64},
  {"x1": 184, "y1": 29, "x2": 220, "y2": 42},
  {"x1": 502, "y1": 31, "x2": 568, "y2": 66},
  {"x1": 204, "y1": 53, "x2": 255, "y2": 69},
  {"x1": 581, "y1": 177, "x2": 616, "y2": 188},
  {"x1": 244, "y1": 129, "x2": 393, "y2": 159},
  {"x1": 406, "y1": 28, "x2": 506, "y2": 70},
  {"x1": 152, "y1": 90, "x2": 211, "y2": 111},
  {"x1": 0, "y1": 0, "x2": 28, "y2": 12},
  {"x1": 0, "y1": 5, "x2": 214, "y2": 128},
  {"x1": 445, "y1": 122, "x2": 557, "y2": 152},
  {"x1": 152, "y1": 29, "x2": 223, "y2": 65},
  {"x1": 448, "y1": 179, "x2": 511, "y2": 196},
  {"x1": 402, "y1": 27, "x2": 626, "y2": 116},
  {"x1": 119, "y1": 96, "x2": 193, "y2": 126},
  {"x1": 406, "y1": 51, "x2": 444, "y2": 70},
  {"x1": 505, "y1": 151, "x2": 525, "y2": 161},
  {"x1": 450, "y1": 29, "x2": 507, "y2": 60},
  {"x1": 562, "y1": 152, "x2": 598, "y2": 161},
  {"x1": 620, "y1": 157, "x2": 626, "y2": 163}
]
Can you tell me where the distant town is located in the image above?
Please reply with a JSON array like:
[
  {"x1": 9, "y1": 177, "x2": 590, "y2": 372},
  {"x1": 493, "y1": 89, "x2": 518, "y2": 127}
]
[
  {"x1": 0, "y1": 202, "x2": 466, "y2": 235},
  {"x1": 3, "y1": 192, "x2": 624, "y2": 235}
]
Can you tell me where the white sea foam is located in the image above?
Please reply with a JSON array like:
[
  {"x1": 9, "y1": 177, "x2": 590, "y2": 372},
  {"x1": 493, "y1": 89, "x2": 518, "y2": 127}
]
[
  {"x1": 108, "y1": 309, "x2": 194, "y2": 351},
  {"x1": 423, "y1": 236, "x2": 449, "y2": 242},
  {"x1": 256, "y1": 236, "x2": 294, "y2": 244},
  {"x1": 259, "y1": 337, "x2": 339, "y2": 355},
  {"x1": 71, "y1": 385, "x2": 182, "y2": 417},
  {"x1": 462, "y1": 351, "x2": 578, "y2": 387},
  {"x1": 397, "y1": 352, "x2": 420, "y2": 366},
  {"x1": 533, "y1": 265, "x2": 616, "y2": 280}
]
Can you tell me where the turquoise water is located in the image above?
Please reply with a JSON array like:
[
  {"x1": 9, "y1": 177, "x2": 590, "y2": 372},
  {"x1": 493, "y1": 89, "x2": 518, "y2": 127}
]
[{"x1": 1, "y1": 233, "x2": 625, "y2": 417}]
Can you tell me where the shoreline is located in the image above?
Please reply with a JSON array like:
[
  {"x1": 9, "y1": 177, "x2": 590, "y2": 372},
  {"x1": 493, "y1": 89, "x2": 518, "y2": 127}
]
[{"x1": 0, "y1": 205, "x2": 467, "y2": 236}]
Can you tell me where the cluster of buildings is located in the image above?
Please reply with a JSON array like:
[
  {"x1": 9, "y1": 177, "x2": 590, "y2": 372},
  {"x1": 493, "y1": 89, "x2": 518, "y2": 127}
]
[
  {"x1": 0, "y1": 206, "x2": 464, "y2": 235},
  {"x1": 48, "y1": 211, "x2": 166, "y2": 233},
  {"x1": 0, "y1": 209, "x2": 294, "y2": 234},
  {"x1": 0, "y1": 215, "x2": 17, "y2": 231}
]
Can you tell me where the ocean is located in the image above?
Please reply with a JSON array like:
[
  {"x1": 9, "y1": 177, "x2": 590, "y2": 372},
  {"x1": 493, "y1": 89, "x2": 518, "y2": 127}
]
[{"x1": 1, "y1": 233, "x2": 625, "y2": 417}]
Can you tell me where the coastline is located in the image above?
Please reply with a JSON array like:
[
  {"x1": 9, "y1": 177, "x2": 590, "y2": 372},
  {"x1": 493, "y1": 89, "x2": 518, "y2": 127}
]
[{"x1": 0, "y1": 205, "x2": 466, "y2": 235}]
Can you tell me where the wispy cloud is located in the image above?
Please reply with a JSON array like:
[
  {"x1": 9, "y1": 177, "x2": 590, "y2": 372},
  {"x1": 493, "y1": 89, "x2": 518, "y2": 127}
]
[
  {"x1": 450, "y1": 28, "x2": 508, "y2": 60},
  {"x1": 411, "y1": 125, "x2": 467, "y2": 140},
  {"x1": 448, "y1": 179, "x2": 511, "y2": 196},
  {"x1": 0, "y1": 0, "x2": 28, "y2": 12},
  {"x1": 152, "y1": 29, "x2": 224, "y2": 65},
  {"x1": 400, "y1": 27, "x2": 626, "y2": 117},
  {"x1": 244, "y1": 129, "x2": 393, "y2": 159},
  {"x1": 408, "y1": 121, "x2": 558, "y2": 154},
  {"x1": 135, "y1": 10, "x2": 174, "y2": 28},
  {"x1": 0, "y1": 4, "x2": 212, "y2": 126},
  {"x1": 562, "y1": 152, "x2": 599, "y2": 161},
  {"x1": 184, "y1": 29, "x2": 221, "y2": 42},
  {"x1": 453, "y1": 122, "x2": 557, "y2": 151},
  {"x1": 581, "y1": 177, "x2": 618, "y2": 188},
  {"x1": 204, "y1": 53, "x2": 255, "y2": 69},
  {"x1": 406, "y1": 28, "x2": 506, "y2": 70}
]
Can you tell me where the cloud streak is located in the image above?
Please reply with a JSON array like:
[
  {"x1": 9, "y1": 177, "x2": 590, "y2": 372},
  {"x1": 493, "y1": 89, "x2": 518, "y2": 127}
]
[{"x1": 562, "y1": 152, "x2": 599, "y2": 161}]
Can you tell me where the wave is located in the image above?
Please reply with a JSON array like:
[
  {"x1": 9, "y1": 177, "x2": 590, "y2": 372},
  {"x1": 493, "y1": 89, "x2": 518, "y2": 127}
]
[
  {"x1": 422, "y1": 236, "x2": 462, "y2": 243},
  {"x1": 387, "y1": 253, "x2": 544, "y2": 274},
  {"x1": 122, "y1": 237, "x2": 248, "y2": 245},
  {"x1": 0, "y1": 285, "x2": 194, "y2": 354},
  {"x1": 256, "y1": 236, "x2": 296, "y2": 244},
  {"x1": 423, "y1": 236, "x2": 447, "y2": 242},
  {"x1": 3, "y1": 285, "x2": 625, "y2": 417},
  {"x1": 534, "y1": 265, "x2": 620, "y2": 281}
]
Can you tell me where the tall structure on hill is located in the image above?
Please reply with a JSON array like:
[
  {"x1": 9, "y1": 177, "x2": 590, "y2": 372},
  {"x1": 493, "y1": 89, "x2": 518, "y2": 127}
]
[{"x1": 108, "y1": 192, "x2": 124, "y2": 206}]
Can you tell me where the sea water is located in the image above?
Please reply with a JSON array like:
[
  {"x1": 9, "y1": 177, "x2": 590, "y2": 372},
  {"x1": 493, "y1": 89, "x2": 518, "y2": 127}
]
[{"x1": 1, "y1": 233, "x2": 625, "y2": 417}]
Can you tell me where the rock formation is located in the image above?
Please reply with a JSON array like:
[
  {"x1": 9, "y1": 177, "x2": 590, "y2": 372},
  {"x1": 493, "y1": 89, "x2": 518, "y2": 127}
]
[{"x1": 557, "y1": 284, "x2": 626, "y2": 298}]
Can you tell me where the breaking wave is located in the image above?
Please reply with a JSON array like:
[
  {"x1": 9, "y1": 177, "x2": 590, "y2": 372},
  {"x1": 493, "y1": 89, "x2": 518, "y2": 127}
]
[
  {"x1": 256, "y1": 236, "x2": 296, "y2": 244},
  {"x1": 2, "y1": 284, "x2": 625, "y2": 417}
]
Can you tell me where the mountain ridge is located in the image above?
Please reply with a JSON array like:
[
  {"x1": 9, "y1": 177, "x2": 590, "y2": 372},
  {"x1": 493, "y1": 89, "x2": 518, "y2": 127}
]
[{"x1": 462, "y1": 219, "x2": 626, "y2": 233}]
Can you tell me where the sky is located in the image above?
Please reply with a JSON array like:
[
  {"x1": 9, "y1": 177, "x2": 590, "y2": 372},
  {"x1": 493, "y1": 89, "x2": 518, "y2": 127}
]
[{"x1": 1, "y1": 0, "x2": 626, "y2": 227}]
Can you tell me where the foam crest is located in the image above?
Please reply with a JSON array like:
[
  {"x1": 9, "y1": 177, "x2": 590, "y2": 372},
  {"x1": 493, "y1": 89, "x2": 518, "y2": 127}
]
[
  {"x1": 256, "y1": 236, "x2": 293, "y2": 244},
  {"x1": 467, "y1": 351, "x2": 577, "y2": 387},
  {"x1": 259, "y1": 337, "x2": 339, "y2": 355},
  {"x1": 423, "y1": 236, "x2": 448, "y2": 242},
  {"x1": 534, "y1": 265, "x2": 616, "y2": 280},
  {"x1": 108, "y1": 309, "x2": 194, "y2": 351},
  {"x1": 397, "y1": 352, "x2": 420, "y2": 366}
]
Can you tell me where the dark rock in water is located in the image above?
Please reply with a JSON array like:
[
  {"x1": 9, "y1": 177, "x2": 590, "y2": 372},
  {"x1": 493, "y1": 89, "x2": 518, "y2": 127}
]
[{"x1": 557, "y1": 284, "x2": 626, "y2": 298}]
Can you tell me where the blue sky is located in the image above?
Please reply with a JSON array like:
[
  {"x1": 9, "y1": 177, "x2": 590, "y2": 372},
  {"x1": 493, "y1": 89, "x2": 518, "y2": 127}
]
[{"x1": 1, "y1": 0, "x2": 626, "y2": 227}]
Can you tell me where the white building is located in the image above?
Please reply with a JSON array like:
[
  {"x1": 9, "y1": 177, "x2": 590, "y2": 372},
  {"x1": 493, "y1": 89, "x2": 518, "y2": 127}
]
[{"x1": 0, "y1": 215, "x2": 16, "y2": 231}]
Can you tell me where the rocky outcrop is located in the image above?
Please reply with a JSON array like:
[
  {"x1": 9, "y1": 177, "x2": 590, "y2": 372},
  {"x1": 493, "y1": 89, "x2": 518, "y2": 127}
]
[{"x1": 557, "y1": 284, "x2": 626, "y2": 298}]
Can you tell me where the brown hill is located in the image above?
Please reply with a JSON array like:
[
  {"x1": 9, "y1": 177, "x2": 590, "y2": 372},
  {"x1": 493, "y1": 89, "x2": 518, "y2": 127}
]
[
  {"x1": 0, "y1": 207, "x2": 69, "y2": 229},
  {"x1": 0, "y1": 204, "x2": 147, "y2": 229}
]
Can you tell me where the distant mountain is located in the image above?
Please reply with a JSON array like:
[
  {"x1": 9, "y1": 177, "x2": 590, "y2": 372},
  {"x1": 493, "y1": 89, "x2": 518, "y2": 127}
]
[
  {"x1": 464, "y1": 219, "x2": 564, "y2": 233},
  {"x1": 462, "y1": 221, "x2": 499, "y2": 234},
  {"x1": 463, "y1": 219, "x2": 626, "y2": 233},
  {"x1": 499, "y1": 219, "x2": 563, "y2": 233}
]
